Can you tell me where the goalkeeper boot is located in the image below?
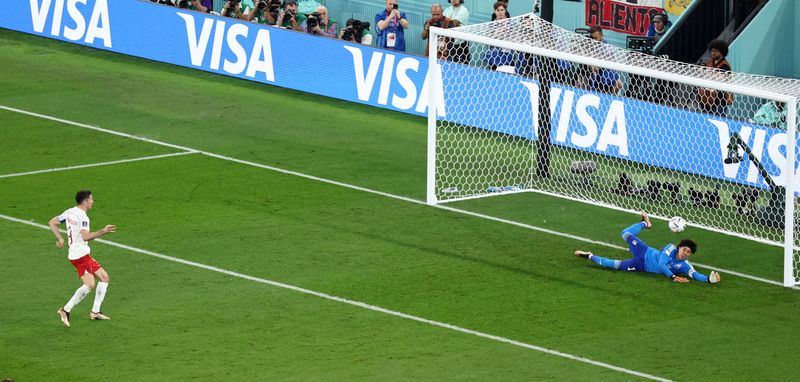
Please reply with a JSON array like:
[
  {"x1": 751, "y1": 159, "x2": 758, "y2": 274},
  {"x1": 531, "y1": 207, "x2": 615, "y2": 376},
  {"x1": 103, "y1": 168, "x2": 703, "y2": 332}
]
[
  {"x1": 640, "y1": 212, "x2": 652, "y2": 228},
  {"x1": 57, "y1": 308, "x2": 71, "y2": 328},
  {"x1": 574, "y1": 250, "x2": 593, "y2": 259},
  {"x1": 90, "y1": 311, "x2": 111, "y2": 321}
]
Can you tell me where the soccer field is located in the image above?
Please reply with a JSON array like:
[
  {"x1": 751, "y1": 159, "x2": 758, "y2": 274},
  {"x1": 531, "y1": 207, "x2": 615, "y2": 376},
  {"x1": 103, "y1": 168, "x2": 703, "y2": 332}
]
[{"x1": 2, "y1": 29, "x2": 800, "y2": 381}]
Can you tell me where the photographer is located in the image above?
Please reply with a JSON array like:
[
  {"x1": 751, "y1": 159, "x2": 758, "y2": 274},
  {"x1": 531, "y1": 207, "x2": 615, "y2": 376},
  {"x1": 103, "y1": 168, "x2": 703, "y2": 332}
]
[
  {"x1": 301, "y1": 6, "x2": 338, "y2": 38},
  {"x1": 421, "y1": 4, "x2": 453, "y2": 58},
  {"x1": 150, "y1": 0, "x2": 210, "y2": 12},
  {"x1": 340, "y1": 19, "x2": 373, "y2": 45},
  {"x1": 246, "y1": 0, "x2": 281, "y2": 25},
  {"x1": 276, "y1": 0, "x2": 306, "y2": 31},
  {"x1": 221, "y1": 0, "x2": 245, "y2": 19}
]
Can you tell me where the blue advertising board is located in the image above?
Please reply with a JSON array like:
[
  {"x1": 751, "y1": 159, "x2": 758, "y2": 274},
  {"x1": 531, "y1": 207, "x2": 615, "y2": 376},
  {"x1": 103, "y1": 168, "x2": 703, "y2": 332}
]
[{"x1": 3, "y1": 0, "x2": 798, "y2": 190}]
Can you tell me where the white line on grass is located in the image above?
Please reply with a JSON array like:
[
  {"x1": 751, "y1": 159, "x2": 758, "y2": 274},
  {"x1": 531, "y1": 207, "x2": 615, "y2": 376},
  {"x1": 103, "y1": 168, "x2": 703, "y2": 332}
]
[
  {"x1": 0, "y1": 151, "x2": 198, "y2": 179},
  {"x1": 0, "y1": 104, "x2": 786, "y2": 289},
  {"x1": 0, "y1": 212, "x2": 671, "y2": 382}
]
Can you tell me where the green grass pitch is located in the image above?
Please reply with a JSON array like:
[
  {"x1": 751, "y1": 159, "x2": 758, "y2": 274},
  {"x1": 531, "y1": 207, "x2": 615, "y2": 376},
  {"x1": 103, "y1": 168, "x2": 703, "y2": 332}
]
[{"x1": 1, "y1": 29, "x2": 800, "y2": 381}]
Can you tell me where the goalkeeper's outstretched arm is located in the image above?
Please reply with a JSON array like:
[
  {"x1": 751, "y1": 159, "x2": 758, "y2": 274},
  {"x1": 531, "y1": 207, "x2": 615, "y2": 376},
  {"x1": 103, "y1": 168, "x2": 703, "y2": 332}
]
[{"x1": 687, "y1": 267, "x2": 721, "y2": 284}]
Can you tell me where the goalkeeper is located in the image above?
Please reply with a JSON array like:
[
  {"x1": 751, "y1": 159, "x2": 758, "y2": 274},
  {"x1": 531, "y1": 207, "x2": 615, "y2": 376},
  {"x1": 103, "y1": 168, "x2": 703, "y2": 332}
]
[{"x1": 574, "y1": 213, "x2": 720, "y2": 284}]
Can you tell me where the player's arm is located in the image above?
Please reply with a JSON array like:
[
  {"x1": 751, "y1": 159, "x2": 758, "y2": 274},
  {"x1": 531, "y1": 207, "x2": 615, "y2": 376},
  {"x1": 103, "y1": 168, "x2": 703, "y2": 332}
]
[
  {"x1": 655, "y1": 264, "x2": 689, "y2": 283},
  {"x1": 48, "y1": 215, "x2": 65, "y2": 248},
  {"x1": 80, "y1": 225, "x2": 117, "y2": 241},
  {"x1": 687, "y1": 266, "x2": 721, "y2": 284}
]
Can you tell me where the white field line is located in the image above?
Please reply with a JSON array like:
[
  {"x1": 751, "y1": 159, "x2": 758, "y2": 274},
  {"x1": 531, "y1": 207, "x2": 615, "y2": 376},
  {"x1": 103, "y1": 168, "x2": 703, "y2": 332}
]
[
  {"x1": 0, "y1": 212, "x2": 670, "y2": 382},
  {"x1": 0, "y1": 151, "x2": 197, "y2": 179},
  {"x1": 0, "y1": 105, "x2": 788, "y2": 289}
]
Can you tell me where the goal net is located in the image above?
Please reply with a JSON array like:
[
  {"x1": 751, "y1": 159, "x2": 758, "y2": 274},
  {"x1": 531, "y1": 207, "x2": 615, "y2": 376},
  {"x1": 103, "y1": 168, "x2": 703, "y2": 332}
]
[{"x1": 426, "y1": 14, "x2": 800, "y2": 287}]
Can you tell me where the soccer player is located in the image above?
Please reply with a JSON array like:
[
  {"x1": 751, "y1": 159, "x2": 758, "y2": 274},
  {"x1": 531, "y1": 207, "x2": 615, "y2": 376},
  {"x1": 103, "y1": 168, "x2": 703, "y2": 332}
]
[
  {"x1": 574, "y1": 212, "x2": 721, "y2": 284},
  {"x1": 48, "y1": 190, "x2": 116, "y2": 327}
]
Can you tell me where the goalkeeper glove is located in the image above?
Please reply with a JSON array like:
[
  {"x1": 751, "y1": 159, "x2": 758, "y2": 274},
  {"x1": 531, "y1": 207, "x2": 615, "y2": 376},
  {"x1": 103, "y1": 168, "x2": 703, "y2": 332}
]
[{"x1": 708, "y1": 271, "x2": 721, "y2": 284}]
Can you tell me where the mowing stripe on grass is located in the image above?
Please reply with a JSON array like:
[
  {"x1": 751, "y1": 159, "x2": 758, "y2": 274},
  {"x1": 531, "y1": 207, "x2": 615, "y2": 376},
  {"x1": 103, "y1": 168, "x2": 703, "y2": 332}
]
[
  {"x1": 0, "y1": 151, "x2": 197, "y2": 179},
  {"x1": 0, "y1": 104, "x2": 786, "y2": 289},
  {"x1": 0, "y1": 212, "x2": 671, "y2": 382}
]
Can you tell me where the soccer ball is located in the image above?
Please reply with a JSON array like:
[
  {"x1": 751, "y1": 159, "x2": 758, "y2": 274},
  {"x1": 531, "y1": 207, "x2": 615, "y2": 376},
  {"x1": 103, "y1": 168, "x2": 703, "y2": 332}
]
[{"x1": 668, "y1": 216, "x2": 686, "y2": 233}]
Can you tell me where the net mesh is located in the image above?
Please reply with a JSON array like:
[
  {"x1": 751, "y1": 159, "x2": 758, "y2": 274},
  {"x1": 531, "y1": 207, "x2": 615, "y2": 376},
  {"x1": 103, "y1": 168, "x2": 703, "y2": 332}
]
[{"x1": 429, "y1": 14, "x2": 800, "y2": 285}]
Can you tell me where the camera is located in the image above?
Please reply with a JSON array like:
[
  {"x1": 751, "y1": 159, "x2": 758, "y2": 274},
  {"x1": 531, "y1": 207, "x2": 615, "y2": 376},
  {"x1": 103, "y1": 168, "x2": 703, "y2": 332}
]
[
  {"x1": 307, "y1": 12, "x2": 320, "y2": 28},
  {"x1": 626, "y1": 36, "x2": 655, "y2": 55},
  {"x1": 351, "y1": 19, "x2": 370, "y2": 31},
  {"x1": 343, "y1": 19, "x2": 370, "y2": 43},
  {"x1": 256, "y1": 0, "x2": 267, "y2": 9},
  {"x1": 224, "y1": 0, "x2": 241, "y2": 17}
]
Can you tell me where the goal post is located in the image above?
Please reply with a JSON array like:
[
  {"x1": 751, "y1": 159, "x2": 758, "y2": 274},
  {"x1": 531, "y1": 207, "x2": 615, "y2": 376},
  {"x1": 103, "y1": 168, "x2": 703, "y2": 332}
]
[{"x1": 427, "y1": 14, "x2": 800, "y2": 287}]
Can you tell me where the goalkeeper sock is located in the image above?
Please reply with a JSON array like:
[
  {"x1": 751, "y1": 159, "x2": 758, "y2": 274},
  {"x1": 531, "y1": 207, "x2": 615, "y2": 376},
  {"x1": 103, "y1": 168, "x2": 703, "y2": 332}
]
[{"x1": 590, "y1": 255, "x2": 621, "y2": 270}]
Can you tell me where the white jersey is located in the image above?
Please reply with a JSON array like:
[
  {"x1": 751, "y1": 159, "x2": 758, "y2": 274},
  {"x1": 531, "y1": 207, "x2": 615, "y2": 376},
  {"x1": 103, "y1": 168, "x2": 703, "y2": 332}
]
[{"x1": 59, "y1": 207, "x2": 91, "y2": 260}]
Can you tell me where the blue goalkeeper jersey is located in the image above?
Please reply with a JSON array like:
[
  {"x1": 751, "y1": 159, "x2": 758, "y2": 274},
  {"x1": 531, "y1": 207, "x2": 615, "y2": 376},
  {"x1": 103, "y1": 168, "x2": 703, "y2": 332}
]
[{"x1": 645, "y1": 244, "x2": 708, "y2": 282}]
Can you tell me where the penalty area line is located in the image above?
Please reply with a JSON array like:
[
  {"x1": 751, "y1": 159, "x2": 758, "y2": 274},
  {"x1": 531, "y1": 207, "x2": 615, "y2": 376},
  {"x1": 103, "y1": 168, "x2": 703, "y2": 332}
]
[
  {"x1": 0, "y1": 104, "x2": 790, "y2": 289},
  {"x1": 0, "y1": 151, "x2": 198, "y2": 179},
  {"x1": 0, "y1": 212, "x2": 672, "y2": 382}
]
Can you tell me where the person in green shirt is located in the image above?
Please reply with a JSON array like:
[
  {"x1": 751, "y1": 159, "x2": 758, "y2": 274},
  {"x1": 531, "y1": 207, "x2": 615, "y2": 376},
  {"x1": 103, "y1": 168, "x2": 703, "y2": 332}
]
[
  {"x1": 751, "y1": 101, "x2": 787, "y2": 129},
  {"x1": 276, "y1": 0, "x2": 306, "y2": 31}
]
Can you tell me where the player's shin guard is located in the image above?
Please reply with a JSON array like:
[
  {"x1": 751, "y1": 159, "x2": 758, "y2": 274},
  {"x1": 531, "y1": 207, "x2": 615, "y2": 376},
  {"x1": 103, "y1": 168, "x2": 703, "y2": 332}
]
[
  {"x1": 64, "y1": 284, "x2": 91, "y2": 312},
  {"x1": 590, "y1": 255, "x2": 621, "y2": 270},
  {"x1": 92, "y1": 282, "x2": 108, "y2": 313}
]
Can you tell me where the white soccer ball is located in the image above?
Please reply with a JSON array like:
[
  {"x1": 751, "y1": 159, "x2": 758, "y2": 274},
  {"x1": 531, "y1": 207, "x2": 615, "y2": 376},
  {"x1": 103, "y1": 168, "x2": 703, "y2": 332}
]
[{"x1": 668, "y1": 216, "x2": 686, "y2": 233}]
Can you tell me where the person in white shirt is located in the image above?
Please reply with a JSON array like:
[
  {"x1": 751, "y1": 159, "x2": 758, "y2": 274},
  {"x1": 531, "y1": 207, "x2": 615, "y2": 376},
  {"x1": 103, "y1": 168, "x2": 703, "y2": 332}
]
[
  {"x1": 49, "y1": 190, "x2": 116, "y2": 327},
  {"x1": 443, "y1": 0, "x2": 470, "y2": 64}
]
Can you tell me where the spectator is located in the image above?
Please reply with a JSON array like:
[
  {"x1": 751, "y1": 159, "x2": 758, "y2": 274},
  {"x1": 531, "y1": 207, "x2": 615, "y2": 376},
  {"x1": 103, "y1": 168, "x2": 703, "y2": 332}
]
[
  {"x1": 301, "y1": 6, "x2": 338, "y2": 38},
  {"x1": 444, "y1": 0, "x2": 470, "y2": 64},
  {"x1": 751, "y1": 101, "x2": 787, "y2": 129},
  {"x1": 340, "y1": 18, "x2": 373, "y2": 45},
  {"x1": 584, "y1": 26, "x2": 622, "y2": 94},
  {"x1": 276, "y1": 0, "x2": 306, "y2": 31},
  {"x1": 375, "y1": 0, "x2": 409, "y2": 51},
  {"x1": 190, "y1": 0, "x2": 211, "y2": 13},
  {"x1": 698, "y1": 39, "x2": 734, "y2": 116},
  {"x1": 485, "y1": 2, "x2": 516, "y2": 71},
  {"x1": 646, "y1": 13, "x2": 671, "y2": 42},
  {"x1": 491, "y1": 0, "x2": 510, "y2": 21},
  {"x1": 422, "y1": 4, "x2": 453, "y2": 58}
]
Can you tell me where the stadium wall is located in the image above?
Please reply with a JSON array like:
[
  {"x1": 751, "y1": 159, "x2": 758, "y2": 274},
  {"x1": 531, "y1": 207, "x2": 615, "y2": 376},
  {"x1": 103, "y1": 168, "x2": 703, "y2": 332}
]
[
  {"x1": 4, "y1": 0, "x2": 799, "y2": 191},
  {"x1": 728, "y1": 0, "x2": 798, "y2": 81}
]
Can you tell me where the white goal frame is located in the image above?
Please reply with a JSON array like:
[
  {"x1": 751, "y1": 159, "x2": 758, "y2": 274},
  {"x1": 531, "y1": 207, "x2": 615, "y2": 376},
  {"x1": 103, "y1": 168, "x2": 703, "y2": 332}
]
[{"x1": 426, "y1": 15, "x2": 799, "y2": 287}]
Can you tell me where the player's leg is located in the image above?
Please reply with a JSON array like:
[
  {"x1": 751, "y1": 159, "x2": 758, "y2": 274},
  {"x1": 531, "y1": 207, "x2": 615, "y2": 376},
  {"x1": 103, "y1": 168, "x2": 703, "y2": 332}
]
[
  {"x1": 622, "y1": 212, "x2": 653, "y2": 260},
  {"x1": 90, "y1": 266, "x2": 111, "y2": 321},
  {"x1": 575, "y1": 250, "x2": 621, "y2": 269},
  {"x1": 58, "y1": 272, "x2": 94, "y2": 327},
  {"x1": 621, "y1": 212, "x2": 652, "y2": 240}
]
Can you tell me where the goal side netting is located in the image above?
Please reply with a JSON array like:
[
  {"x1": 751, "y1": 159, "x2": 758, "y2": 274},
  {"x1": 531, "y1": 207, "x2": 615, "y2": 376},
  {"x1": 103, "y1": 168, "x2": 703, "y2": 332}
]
[{"x1": 426, "y1": 14, "x2": 800, "y2": 286}]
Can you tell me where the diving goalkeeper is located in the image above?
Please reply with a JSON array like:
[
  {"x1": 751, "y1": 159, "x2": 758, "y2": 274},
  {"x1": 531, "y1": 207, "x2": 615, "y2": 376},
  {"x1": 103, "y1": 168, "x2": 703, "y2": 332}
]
[{"x1": 574, "y1": 212, "x2": 721, "y2": 284}]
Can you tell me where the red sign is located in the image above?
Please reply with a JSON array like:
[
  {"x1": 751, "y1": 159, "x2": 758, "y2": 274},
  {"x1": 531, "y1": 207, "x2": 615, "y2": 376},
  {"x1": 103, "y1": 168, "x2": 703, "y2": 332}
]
[{"x1": 586, "y1": 0, "x2": 664, "y2": 36}]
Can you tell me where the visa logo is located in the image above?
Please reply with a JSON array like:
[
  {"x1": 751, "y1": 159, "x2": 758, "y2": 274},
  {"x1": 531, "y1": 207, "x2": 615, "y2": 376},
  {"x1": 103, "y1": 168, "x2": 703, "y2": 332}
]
[
  {"x1": 29, "y1": 0, "x2": 112, "y2": 47},
  {"x1": 177, "y1": 12, "x2": 275, "y2": 82},
  {"x1": 712, "y1": 119, "x2": 800, "y2": 188},
  {"x1": 519, "y1": 84, "x2": 629, "y2": 156},
  {"x1": 344, "y1": 46, "x2": 445, "y2": 116}
]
